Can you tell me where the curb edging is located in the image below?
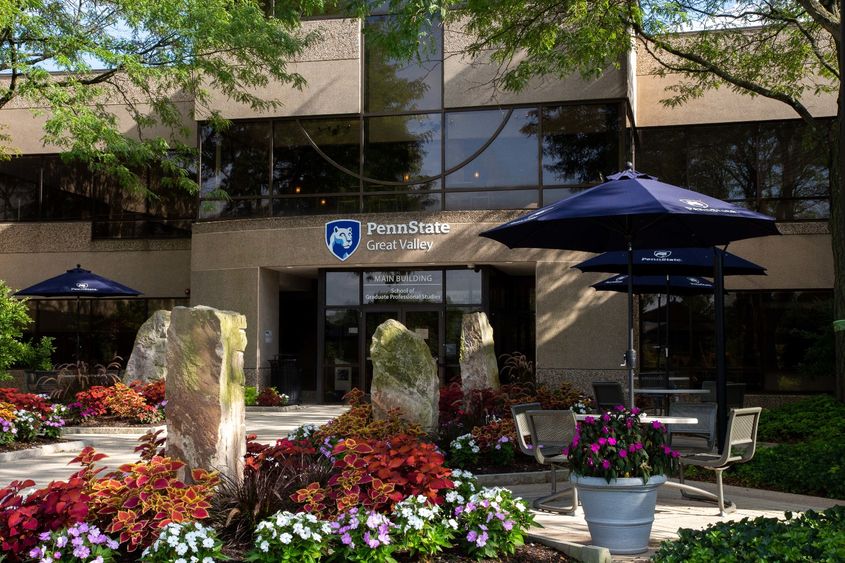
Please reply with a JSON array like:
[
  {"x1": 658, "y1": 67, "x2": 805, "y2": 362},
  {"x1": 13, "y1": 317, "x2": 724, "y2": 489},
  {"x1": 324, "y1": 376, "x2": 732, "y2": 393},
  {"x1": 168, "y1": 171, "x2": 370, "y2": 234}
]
[
  {"x1": 245, "y1": 405, "x2": 304, "y2": 412},
  {"x1": 0, "y1": 440, "x2": 89, "y2": 462},
  {"x1": 526, "y1": 533, "x2": 612, "y2": 563},
  {"x1": 62, "y1": 424, "x2": 166, "y2": 435},
  {"x1": 476, "y1": 470, "x2": 553, "y2": 486}
]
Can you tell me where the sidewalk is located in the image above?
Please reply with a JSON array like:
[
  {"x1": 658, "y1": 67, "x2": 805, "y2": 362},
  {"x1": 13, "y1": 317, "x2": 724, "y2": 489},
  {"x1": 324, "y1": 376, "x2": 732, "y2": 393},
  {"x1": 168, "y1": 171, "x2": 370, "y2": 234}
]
[{"x1": 0, "y1": 405, "x2": 346, "y2": 488}]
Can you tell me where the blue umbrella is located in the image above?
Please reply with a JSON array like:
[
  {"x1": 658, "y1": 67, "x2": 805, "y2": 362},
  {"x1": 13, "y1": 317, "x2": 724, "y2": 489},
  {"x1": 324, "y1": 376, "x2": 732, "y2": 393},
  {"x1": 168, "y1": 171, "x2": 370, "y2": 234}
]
[
  {"x1": 15, "y1": 265, "x2": 142, "y2": 361},
  {"x1": 575, "y1": 248, "x2": 766, "y2": 277},
  {"x1": 592, "y1": 274, "x2": 715, "y2": 295},
  {"x1": 480, "y1": 167, "x2": 779, "y2": 446}
]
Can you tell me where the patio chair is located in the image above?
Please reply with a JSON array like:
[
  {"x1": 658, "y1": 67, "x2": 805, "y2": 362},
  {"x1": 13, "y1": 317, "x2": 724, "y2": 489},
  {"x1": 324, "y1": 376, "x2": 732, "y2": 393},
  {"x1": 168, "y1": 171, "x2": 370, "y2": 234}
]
[
  {"x1": 664, "y1": 407, "x2": 762, "y2": 515},
  {"x1": 510, "y1": 402, "x2": 542, "y2": 457},
  {"x1": 668, "y1": 402, "x2": 717, "y2": 452},
  {"x1": 526, "y1": 409, "x2": 579, "y2": 514},
  {"x1": 592, "y1": 381, "x2": 625, "y2": 412}
]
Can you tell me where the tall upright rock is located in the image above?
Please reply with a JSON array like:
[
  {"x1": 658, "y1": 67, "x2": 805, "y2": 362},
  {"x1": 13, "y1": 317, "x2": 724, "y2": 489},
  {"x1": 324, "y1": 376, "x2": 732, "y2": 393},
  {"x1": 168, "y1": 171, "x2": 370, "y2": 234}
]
[
  {"x1": 370, "y1": 319, "x2": 439, "y2": 433},
  {"x1": 124, "y1": 310, "x2": 171, "y2": 383},
  {"x1": 165, "y1": 306, "x2": 247, "y2": 483},
  {"x1": 459, "y1": 312, "x2": 500, "y2": 392}
]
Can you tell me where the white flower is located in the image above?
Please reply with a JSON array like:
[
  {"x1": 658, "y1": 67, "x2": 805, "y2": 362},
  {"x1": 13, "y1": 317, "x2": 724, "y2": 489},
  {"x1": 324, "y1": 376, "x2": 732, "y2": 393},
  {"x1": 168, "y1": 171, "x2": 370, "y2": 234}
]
[
  {"x1": 203, "y1": 558, "x2": 214, "y2": 563},
  {"x1": 174, "y1": 559, "x2": 187, "y2": 563},
  {"x1": 280, "y1": 532, "x2": 293, "y2": 544},
  {"x1": 202, "y1": 538, "x2": 215, "y2": 548},
  {"x1": 175, "y1": 543, "x2": 189, "y2": 556},
  {"x1": 260, "y1": 540, "x2": 270, "y2": 552}
]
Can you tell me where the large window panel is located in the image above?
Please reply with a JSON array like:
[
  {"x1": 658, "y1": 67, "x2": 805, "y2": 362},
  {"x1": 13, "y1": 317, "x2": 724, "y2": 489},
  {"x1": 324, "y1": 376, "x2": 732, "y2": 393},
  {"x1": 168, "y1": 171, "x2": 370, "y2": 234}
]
[
  {"x1": 272, "y1": 195, "x2": 360, "y2": 216},
  {"x1": 444, "y1": 109, "x2": 510, "y2": 170},
  {"x1": 273, "y1": 119, "x2": 360, "y2": 195},
  {"x1": 445, "y1": 189, "x2": 538, "y2": 210},
  {"x1": 198, "y1": 198, "x2": 269, "y2": 220},
  {"x1": 364, "y1": 114, "x2": 441, "y2": 187},
  {"x1": 542, "y1": 104, "x2": 620, "y2": 186},
  {"x1": 362, "y1": 192, "x2": 440, "y2": 212},
  {"x1": 200, "y1": 122, "x2": 271, "y2": 199},
  {"x1": 0, "y1": 156, "x2": 40, "y2": 220},
  {"x1": 365, "y1": 16, "x2": 442, "y2": 113},
  {"x1": 445, "y1": 108, "x2": 537, "y2": 189}
]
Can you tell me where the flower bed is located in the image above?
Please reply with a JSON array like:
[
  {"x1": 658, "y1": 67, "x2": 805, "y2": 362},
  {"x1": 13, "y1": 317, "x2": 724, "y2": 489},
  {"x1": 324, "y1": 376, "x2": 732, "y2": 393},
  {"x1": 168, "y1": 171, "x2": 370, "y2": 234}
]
[
  {"x1": 0, "y1": 388, "x2": 67, "y2": 452},
  {"x1": 0, "y1": 387, "x2": 562, "y2": 562},
  {"x1": 67, "y1": 381, "x2": 165, "y2": 426}
]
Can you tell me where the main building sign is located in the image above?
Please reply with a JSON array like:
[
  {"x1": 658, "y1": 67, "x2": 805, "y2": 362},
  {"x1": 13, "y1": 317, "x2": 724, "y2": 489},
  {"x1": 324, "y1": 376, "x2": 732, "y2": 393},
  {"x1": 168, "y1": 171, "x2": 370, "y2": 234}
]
[{"x1": 325, "y1": 219, "x2": 451, "y2": 260}]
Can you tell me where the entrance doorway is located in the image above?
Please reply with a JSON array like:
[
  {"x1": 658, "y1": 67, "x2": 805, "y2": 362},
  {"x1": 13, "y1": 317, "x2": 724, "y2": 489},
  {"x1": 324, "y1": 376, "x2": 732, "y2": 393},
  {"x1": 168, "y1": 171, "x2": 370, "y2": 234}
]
[{"x1": 363, "y1": 307, "x2": 442, "y2": 391}]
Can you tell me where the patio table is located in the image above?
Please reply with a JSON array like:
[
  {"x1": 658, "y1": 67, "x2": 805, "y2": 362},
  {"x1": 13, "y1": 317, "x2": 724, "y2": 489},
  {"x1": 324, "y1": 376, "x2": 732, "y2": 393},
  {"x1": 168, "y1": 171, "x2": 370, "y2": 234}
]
[
  {"x1": 574, "y1": 413, "x2": 698, "y2": 425},
  {"x1": 634, "y1": 387, "x2": 711, "y2": 415}
]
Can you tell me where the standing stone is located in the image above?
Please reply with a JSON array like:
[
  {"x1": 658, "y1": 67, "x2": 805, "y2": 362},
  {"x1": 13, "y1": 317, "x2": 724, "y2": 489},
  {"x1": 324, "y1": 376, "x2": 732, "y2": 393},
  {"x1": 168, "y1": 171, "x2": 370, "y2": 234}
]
[
  {"x1": 124, "y1": 310, "x2": 171, "y2": 384},
  {"x1": 370, "y1": 319, "x2": 438, "y2": 434},
  {"x1": 166, "y1": 306, "x2": 247, "y2": 483},
  {"x1": 460, "y1": 312, "x2": 500, "y2": 392}
]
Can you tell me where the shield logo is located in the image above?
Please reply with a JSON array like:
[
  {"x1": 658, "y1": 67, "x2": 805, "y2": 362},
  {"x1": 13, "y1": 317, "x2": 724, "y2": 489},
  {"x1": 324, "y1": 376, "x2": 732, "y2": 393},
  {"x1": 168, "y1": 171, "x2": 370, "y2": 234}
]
[
  {"x1": 653, "y1": 250, "x2": 672, "y2": 259},
  {"x1": 325, "y1": 220, "x2": 361, "y2": 261},
  {"x1": 680, "y1": 198, "x2": 709, "y2": 209}
]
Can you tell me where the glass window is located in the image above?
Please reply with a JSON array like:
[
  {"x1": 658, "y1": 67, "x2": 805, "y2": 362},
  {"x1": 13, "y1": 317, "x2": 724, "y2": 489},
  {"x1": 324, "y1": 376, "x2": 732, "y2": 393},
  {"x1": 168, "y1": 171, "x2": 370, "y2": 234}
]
[
  {"x1": 198, "y1": 198, "x2": 268, "y2": 220},
  {"x1": 445, "y1": 108, "x2": 538, "y2": 189},
  {"x1": 273, "y1": 119, "x2": 360, "y2": 196},
  {"x1": 362, "y1": 192, "x2": 440, "y2": 213},
  {"x1": 362, "y1": 270, "x2": 443, "y2": 304},
  {"x1": 543, "y1": 187, "x2": 586, "y2": 205},
  {"x1": 272, "y1": 195, "x2": 360, "y2": 216},
  {"x1": 446, "y1": 269, "x2": 482, "y2": 304},
  {"x1": 0, "y1": 156, "x2": 40, "y2": 220},
  {"x1": 365, "y1": 16, "x2": 442, "y2": 113},
  {"x1": 326, "y1": 271, "x2": 360, "y2": 306},
  {"x1": 200, "y1": 122, "x2": 271, "y2": 198},
  {"x1": 542, "y1": 104, "x2": 620, "y2": 186},
  {"x1": 445, "y1": 189, "x2": 538, "y2": 210},
  {"x1": 41, "y1": 157, "x2": 93, "y2": 220},
  {"x1": 324, "y1": 309, "x2": 359, "y2": 364},
  {"x1": 444, "y1": 109, "x2": 510, "y2": 170},
  {"x1": 364, "y1": 114, "x2": 441, "y2": 186}
]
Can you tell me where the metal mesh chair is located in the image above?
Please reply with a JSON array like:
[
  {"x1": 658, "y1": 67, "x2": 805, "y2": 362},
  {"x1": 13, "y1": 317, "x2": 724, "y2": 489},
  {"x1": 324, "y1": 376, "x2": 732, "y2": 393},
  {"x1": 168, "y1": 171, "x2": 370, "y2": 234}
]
[
  {"x1": 526, "y1": 409, "x2": 579, "y2": 514},
  {"x1": 668, "y1": 402, "x2": 717, "y2": 452},
  {"x1": 592, "y1": 381, "x2": 625, "y2": 412},
  {"x1": 665, "y1": 407, "x2": 762, "y2": 515},
  {"x1": 510, "y1": 402, "x2": 542, "y2": 457}
]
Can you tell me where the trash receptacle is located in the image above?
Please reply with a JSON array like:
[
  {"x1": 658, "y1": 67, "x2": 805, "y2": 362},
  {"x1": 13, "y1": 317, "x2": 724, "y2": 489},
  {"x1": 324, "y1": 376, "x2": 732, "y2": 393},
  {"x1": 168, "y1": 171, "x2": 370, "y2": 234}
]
[{"x1": 269, "y1": 354, "x2": 301, "y2": 405}]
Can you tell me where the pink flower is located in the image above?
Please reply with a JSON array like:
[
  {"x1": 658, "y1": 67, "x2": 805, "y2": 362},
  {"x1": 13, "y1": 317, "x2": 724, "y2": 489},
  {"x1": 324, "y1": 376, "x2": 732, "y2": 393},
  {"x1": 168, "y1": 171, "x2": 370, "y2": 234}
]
[
  {"x1": 652, "y1": 420, "x2": 663, "y2": 430},
  {"x1": 598, "y1": 437, "x2": 607, "y2": 446},
  {"x1": 607, "y1": 437, "x2": 617, "y2": 446},
  {"x1": 631, "y1": 407, "x2": 641, "y2": 415},
  {"x1": 584, "y1": 416, "x2": 595, "y2": 425},
  {"x1": 602, "y1": 413, "x2": 611, "y2": 423},
  {"x1": 590, "y1": 443, "x2": 600, "y2": 453},
  {"x1": 619, "y1": 449, "x2": 627, "y2": 458},
  {"x1": 601, "y1": 459, "x2": 610, "y2": 469}
]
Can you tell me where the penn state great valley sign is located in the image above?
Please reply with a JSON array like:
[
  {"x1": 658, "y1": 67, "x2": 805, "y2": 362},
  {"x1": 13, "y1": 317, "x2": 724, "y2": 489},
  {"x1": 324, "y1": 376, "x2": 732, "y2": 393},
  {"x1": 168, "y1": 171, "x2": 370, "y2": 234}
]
[{"x1": 325, "y1": 219, "x2": 451, "y2": 261}]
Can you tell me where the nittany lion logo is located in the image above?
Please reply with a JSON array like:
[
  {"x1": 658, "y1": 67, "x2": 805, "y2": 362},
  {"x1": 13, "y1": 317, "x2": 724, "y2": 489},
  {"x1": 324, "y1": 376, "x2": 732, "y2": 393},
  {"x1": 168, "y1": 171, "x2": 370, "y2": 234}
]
[
  {"x1": 653, "y1": 250, "x2": 672, "y2": 259},
  {"x1": 325, "y1": 220, "x2": 361, "y2": 261},
  {"x1": 680, "y1": 198, "x2": 709, "y2": 209}
]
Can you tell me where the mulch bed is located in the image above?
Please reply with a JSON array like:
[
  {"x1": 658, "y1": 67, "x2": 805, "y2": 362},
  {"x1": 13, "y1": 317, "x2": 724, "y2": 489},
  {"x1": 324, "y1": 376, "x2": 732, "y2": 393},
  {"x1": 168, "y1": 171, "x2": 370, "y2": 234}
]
[
  {"x1": 66, "y1": 417, "x2": 161, "y2": 428},
  {"x1": 0, "y1": 436, "x2": 63, "y2": 453}
]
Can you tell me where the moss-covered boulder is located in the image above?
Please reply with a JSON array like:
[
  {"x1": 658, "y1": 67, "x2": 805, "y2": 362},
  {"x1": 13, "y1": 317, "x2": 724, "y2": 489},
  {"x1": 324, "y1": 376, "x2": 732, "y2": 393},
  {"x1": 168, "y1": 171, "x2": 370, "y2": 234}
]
[
  {"x1": 124, "y1": 310, "x2": 171, "y2": 384},
  {"x1": 459, "y1": 312, "x2": 500, "y2": 392},
  {"x1": 370, "y1": 319, "x2": 438, "y2": 433},
  {"x1": 165, "y1": 306, "x2": 247, "y2": 483}
]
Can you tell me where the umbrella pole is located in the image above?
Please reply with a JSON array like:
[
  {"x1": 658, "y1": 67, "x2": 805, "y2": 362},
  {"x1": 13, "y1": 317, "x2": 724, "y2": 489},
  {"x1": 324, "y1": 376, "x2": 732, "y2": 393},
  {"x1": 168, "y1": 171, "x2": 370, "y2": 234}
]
[
  {"x1": 627, "y1": 239, "x2": 636, "y2": 409},
  {"x1": 714, "y1": 247, "x2": 728, "y2": 451},
  {"x1": 76, "y1": 296, "x2": 81, "y2": 364}
]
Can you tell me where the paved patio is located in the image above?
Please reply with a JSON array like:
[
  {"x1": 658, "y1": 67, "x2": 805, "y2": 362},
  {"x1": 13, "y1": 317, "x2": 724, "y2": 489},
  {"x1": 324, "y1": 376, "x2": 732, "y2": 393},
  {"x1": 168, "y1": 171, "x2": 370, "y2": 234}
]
[{"x1": 2, "y1": 405, "x2": 842, "y2": 562}]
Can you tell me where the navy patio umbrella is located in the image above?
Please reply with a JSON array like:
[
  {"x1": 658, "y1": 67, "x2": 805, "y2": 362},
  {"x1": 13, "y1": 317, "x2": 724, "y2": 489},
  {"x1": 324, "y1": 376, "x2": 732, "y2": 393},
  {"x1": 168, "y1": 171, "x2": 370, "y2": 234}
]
[
  {"x1": 15, "y1": 265, "x2": 142, "y2": 361},
  {"x1": 480, "y1": 167, "x2": 779, "y2": 447},
  {"x1": 574, "y1": 248, "x2": 766, "y2": 277}
]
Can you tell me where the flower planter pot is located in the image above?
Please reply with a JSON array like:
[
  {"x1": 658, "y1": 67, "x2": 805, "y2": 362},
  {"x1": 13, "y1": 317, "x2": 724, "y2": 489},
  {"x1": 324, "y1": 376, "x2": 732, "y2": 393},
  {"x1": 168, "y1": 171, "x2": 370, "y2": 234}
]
[{"x1": 571, "y1": 473, "x2": 666, "y2": 554}]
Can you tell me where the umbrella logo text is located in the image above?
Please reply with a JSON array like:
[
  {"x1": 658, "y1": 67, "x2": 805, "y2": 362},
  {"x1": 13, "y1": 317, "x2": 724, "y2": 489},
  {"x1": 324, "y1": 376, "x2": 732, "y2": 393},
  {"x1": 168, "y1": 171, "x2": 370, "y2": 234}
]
[
  {"x1": 653, "y1": 250, "x2": 672, "y2": 258},
  {"x1": 680, "y1": 199, "x2": 710, "y2": 209}
]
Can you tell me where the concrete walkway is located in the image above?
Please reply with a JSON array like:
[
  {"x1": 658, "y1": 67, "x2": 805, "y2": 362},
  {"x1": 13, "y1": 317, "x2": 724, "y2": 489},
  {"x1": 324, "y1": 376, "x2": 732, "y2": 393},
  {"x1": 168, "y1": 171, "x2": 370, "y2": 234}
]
[
  {"x1": 2, "y1": 405, "x2": 843, "y2": 563},
  {"x1": 0, "y1": 405, "x2": 346, "y2": 488}
]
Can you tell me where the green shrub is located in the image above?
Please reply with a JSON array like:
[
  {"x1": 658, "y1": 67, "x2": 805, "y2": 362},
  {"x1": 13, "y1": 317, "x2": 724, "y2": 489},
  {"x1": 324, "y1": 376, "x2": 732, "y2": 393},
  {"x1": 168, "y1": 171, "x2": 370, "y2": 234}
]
[
  {"x1": 0, "y1": 281, "x2": 37, "y2": 380},
  {"x1": 245, "y1": 385, "x2": 258, "y2": 406},
  {"x1": 757, "y1": 395, "x2": 845, "y2": 443},
  {"x1": 652, "y1": 506, "x2": 845, "y2": 562}
]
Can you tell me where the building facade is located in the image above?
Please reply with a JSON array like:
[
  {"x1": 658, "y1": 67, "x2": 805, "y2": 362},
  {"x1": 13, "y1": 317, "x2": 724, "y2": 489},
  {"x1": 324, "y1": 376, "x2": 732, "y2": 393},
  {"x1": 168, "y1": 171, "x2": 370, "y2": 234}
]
[{"x1": 0, "y1": 17, "x2": 836, "y2": 401}]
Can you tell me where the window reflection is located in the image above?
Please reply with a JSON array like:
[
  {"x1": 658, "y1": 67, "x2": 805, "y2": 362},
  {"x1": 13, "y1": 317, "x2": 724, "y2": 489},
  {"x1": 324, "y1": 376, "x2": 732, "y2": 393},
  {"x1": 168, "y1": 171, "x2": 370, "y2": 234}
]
[
  {"x1": 542, "y1": 104, "x2": 619, "y2": 186},
  {"x1": 326, "y1": 272, "x2": 360, "y2": 306},
  {"x1": 445, "y1": 190, "x2": 538, "y2": 210},
  {"x1": 200, "y1": 122, "x2": 271, "y2": 198},
  {"x1": 272, "y1": 195, "x2": 360, "y2": 216},
  {"x1": 274, "y1": 119, "x2": 360, "y2": 195},
  {"x1": 362, "y1": 192, "x2": 440, "y2": 212},
  {"x1": 365, "y1": 16, "x2": 442, "y2": 113},
  {"x1": 363, "y1": 114, "x2": 441, "y2": 185},
  {"x1": 446, "y1": 270, "x2": 482, "y2": 304},
  {"x1": 445, "y1": 108, "x2": 537, "y2": 189}
]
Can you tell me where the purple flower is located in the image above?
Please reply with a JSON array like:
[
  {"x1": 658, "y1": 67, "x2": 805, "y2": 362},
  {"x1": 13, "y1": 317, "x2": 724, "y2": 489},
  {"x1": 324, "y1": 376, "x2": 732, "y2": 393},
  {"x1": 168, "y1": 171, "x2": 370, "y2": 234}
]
[
  {"x1": 607, "y1": 437, "x2": 617, "y2": 446},
  {"x1": 28, "y1": 547, "x2": 43, "y2": 559},
  {"x1": 38, "y1": 532, "x2": 51, "y2": 541},
  {"x1": 73, "y1": 545, "x2": 90, "y2": 559},
  {"x1": 503, "y1": 520, "x2": 514, "y2": 531},
  {"x1": 614, "y1": 405, "x2": 626, "y2": 411},
  {"x1": 341, "y1": 532, "x2": 353, "y2": 546},
  {"x1": 583, "y1": 416, "x2": 595, "y2": 424},
  {"x1": 652, "y1": 420, "x2": 663, "y2": 430},
  {"x1": 602, "y1": 413, "x2": 611, "y2": 423},
  {"x1": 619, "y1": 449, "x2": 628, "y2": 458},
  {"x1": 631, "y1": 407, "x2": 641, "y2": 415},
  {"x1": 56, "y1": 536, "x2": 68, "y2": 548},
  {"x1": 601, "y1": 459, "x2": 610, "y2": 469},
  {"x1": 598, "y1": 437, "x2": 607, "y2": 446},
  {"x1": 590, "y1": 443, "x2": 600, "y2": 453},
  {"x1": 476, "y1": 531, "x2": 489, "y2": 547},
  {"x1": 467, "y1": 530, "x2": 478, "y2": 542}
]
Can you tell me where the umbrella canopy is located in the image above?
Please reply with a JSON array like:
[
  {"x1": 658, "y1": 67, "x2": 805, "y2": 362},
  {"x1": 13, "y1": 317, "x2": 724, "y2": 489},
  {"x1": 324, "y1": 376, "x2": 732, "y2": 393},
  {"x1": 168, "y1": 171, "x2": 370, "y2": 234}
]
[
  {"x1": 481, "y1": 169, "x2": 779, "y2": 251},
  {"x1": 575, "y1": 248, "x2": 766, "y2": 277},
  {"x1": 592, "y1": 274, "x2": 715, "y2": 295},
  {"x1": 480, "y1": 167, "x2": 778, "y2": 448},
  {"x1": 15, "y1": 265, "x2": 142, "y2": 297}
]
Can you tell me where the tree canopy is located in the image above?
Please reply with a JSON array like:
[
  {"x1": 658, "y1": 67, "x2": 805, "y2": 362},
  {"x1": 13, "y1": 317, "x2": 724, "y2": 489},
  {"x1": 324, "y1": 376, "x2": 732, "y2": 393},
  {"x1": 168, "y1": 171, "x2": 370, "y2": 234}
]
[{"x1": 0, "y1": 0, "x2": 327, "y2": 192}]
